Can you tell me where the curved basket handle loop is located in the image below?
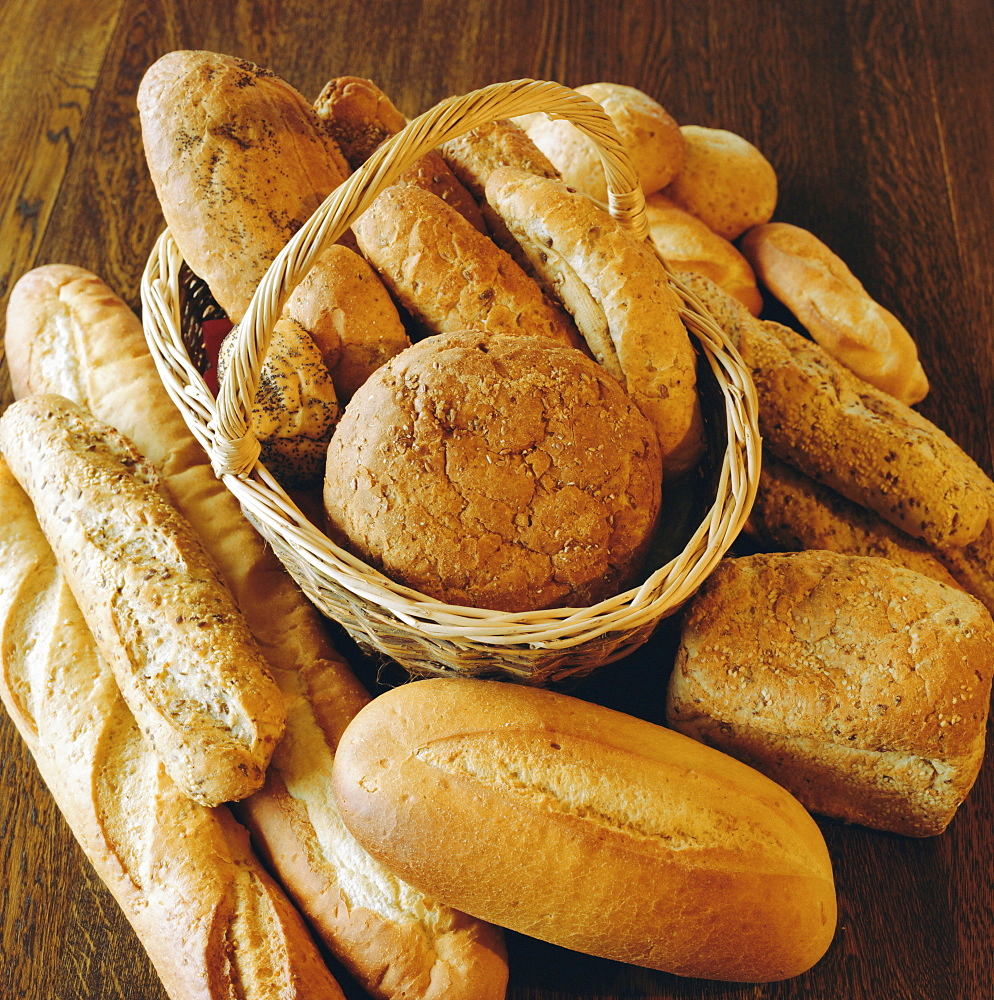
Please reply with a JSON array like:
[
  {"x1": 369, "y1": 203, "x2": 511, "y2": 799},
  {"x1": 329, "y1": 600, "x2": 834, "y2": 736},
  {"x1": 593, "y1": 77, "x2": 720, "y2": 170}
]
[{"x1": 209, "y1": 78, "x2": 643, "y2": 477}]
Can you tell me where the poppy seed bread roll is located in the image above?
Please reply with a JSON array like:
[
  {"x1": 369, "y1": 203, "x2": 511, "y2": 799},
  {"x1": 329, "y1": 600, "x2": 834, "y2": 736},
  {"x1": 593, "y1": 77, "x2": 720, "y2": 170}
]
[
  {"x1": 323, "y1": 332, "x2": 662, "y2": 612},
  {"x1": 332, "y1": 677, "x2": 838, "y2": 981}
]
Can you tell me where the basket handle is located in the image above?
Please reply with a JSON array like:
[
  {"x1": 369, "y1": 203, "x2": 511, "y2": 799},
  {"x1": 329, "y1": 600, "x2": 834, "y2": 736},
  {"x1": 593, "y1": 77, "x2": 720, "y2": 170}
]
[{"x1": 209, "y1": 78, "x2": 646, "y2": 478}]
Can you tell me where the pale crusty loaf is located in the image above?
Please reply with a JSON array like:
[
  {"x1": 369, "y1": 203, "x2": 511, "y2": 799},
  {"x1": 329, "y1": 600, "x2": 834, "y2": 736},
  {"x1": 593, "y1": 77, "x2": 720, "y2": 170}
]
[
  {"x1": 0, "y1": 394, "x2": 286, "y2": 807},
  {"x1": 333, "y1": 677, "x2": 837, "y2": 982},
  {"x1": 314, "y1": 75, "x2": 487, "y2": 232},
  {"x1": 485, "y1": 166, "x2": 705, "y2": 473},
  {"x1": 737, "y1": 318, "x2": 990, "y2": 548},
  {"x1": 137, "y1": 50, "x2": 350, "y2": 323},
  {"x1": 0, "y1": 457, "x2": 346, "y2": 1000},
  {"x1": 644, "y1": 192, "x2": 763, "y2": 315},
  {"x1": 353, "y1": 183, "x2": 581, "y2": 348},
  {"x1": 740, "y1": 222, "x2": 929, "y2": 405},
  {"x1": 667, "y1": 550, "x2": 994, "y2": 836},
  {"x1": 5, "y1": 264, "x2": 509, "y2": 1000},
  {"x1": 750, "y1": 453, "x2": 962, "y2": 589},
  {"x1": 323, "y1": 331, "x2": 662, "y2": 612}
]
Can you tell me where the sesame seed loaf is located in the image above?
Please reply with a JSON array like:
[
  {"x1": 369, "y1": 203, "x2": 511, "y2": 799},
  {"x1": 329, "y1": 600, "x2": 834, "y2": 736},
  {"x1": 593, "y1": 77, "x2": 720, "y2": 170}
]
[{"x1": 666, "y1": 550, "x2": 994, "y2": 836}]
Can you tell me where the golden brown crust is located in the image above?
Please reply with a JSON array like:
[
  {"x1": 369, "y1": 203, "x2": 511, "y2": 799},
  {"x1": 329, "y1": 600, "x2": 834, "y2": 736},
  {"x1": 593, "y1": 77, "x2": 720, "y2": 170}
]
[
  {"x1": 0, "y1": 458, "x2": 346, "y2": 1000},
  {"x1": 284, "y1": 243, "x2": 412, "y2": 400},
  {"x1": 663, "y1": 125, "x2": 777, "y2": 240},
  {"x1": 738, "y1": 318, "x2": 990, "y2": 547},
  {"x1": 333, "y1": 677, "x2": 837, "y2": 982},
  {"x1": 6, "y1": 264, "x2": 509, "y2": 1000},
  {"x1": 485, "y1": 167, "x2": 704, "y2": 473},
  {"x1": 323, "y1": 332, "x2": 662, "y2": 612},
  {"x1": 751, "y1": 453, "x2": 962, "y2": 588},
  {"x1": 740, "y1": 222, "x2": 929, "y2": 404},
  {"x1": 666, "y1": 550, "x2": 994, "y2": 836},
  {"x1": 353, "y1": 184, "x2": 582, "y2": 348},
  {"x1": 0, "y1": 395, "x2": 286, "y2": 806},
  {"x1": 645, "y1": 192, "x2": 763, "y2": 315},
  {"x1": 137, "y1": 50, "x2": 350, "y2": 322}
]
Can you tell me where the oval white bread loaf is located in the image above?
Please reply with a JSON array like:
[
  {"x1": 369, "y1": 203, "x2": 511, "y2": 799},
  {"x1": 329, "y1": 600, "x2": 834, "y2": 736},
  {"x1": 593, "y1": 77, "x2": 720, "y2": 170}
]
[
  {"x1": 332, "y1": 677, "x2": 838, "y2": 983},
  {"x1": 4, "y1": 264, "x2": 509, "y2": 1000},
  {"x1": 0, "y1": 457, "x2": 346, "y2": 1000}
]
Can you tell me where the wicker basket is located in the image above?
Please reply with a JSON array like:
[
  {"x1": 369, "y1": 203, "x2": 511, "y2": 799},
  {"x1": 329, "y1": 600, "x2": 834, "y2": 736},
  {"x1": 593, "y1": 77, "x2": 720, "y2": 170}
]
[{"x1": 140, "y1": 78, "x2": 761, "y2": 684}]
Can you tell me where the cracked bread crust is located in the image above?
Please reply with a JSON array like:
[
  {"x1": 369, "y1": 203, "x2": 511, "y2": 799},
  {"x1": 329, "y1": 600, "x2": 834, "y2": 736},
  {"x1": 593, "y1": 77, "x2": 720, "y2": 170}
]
[
  {"x1": 323, "y1": 332, "x2": 662, "y2": 612},
  {"x1": 666, "y1": 550, "x2": 994, "y2": 836},
  {"x1": 353, "y1": 184, "x2": 582, "y2": 349}
]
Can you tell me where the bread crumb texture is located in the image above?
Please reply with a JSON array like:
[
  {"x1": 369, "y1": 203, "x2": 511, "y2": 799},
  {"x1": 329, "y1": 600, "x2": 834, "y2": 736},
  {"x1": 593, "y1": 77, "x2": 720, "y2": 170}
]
[
  {"x1": 323, "y1": 332, "x2": 662, "y2": 611},
  {"x1": 667, "y1": 549, "x2": 994, "y2": 835}
]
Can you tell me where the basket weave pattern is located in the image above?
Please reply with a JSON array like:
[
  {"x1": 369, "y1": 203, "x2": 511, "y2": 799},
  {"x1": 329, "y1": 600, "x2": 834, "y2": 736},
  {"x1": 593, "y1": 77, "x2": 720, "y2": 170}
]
[{"x1": 140, "y1": 79, "x2": 761, "y2": 683}]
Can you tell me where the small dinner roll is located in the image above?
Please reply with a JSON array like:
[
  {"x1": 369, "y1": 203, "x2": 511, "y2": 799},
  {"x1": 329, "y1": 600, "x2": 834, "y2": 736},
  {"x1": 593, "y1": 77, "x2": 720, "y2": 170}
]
[
  {"x1": 516, "y1": 82, "x2": 684, "y2": 205},
  {"x1": 323, "y1": 331, "x2": 663, "y2": 612},
  {"x1": 664, "y1": 125, "x2": 777, "y2": 240},
  {"x1": 645, "y1": 192, "x2": 763, "y2": 315},
  {"x1": 740, "y1": 222, "x2": 929, "y2": 404}
]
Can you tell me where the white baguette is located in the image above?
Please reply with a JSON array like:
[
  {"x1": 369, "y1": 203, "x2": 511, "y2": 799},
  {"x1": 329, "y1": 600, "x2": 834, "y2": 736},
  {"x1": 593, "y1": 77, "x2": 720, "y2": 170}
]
[
  {"x1": 0, "y1": 394, "x2": 286, "y2": 808},
  {"x1": 333, "y1": 677, "x2": 838, "y2": 983},
  {"x1": 4, "y1": 263, "x2": 509, "y2": 1000},
  {"x1": 0, "y1": 456, "x2": 346, "y2": 1000}
]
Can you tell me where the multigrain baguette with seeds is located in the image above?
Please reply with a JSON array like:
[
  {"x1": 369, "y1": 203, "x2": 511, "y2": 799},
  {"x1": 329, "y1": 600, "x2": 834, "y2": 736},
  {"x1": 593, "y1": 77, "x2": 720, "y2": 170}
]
[
  {"x1": 0, "y1": 394, "x2": 286, "y2": 807},
  {"x1": 4, "y1": 263, "x2": 509, "y2": 1000},
  {"x1": 0, "y1": 458, "x2": 347, "y2": 1000}
]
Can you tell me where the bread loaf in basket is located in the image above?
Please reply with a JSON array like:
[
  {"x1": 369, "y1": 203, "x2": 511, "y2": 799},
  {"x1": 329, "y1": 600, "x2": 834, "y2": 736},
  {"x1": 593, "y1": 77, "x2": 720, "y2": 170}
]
[{"x1": 140, "y1": 78, "x2": 760, "y2": 683}]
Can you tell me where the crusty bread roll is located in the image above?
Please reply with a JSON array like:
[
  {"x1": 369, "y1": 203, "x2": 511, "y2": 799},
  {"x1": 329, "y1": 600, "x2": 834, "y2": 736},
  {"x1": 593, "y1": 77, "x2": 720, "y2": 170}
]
[
  {"x1": 667, "y1": 550, "x2": 994, "y2": 836},
  {"x1": 0, "y1": 457, "x2": 346, "y2": 1000},
  {"x1": 750, "y1": 453, "x2": 963, "y2": 587},
  {"x1": 353, "y1": 183, "x2": 582, "y2": 348},
  {"x1": 740, "y1": 222, "x2": 929, "y2": 404},
  {"x1": 283, "y1": 243, "x2": 412, "y2": 400},
  {"x1": 485, "y1": 166, "x2": 705, "y2": 473},
  {"x1": 323, "y1": 331, "x2": 662, "y2": 612},
  {"x1": 314, "y1": 75, "x2": 487, "y2": 233},
  {"x1": 738, "y1": 318, "x2": 990, "y2": 548},
  {"x1": 4, "y1": 264, "x2": 509, "y2": 1000},
  {"x1": 217, "y1": 316, "x2": 339, "y2": 486},
  {"x1": 663, "y1": 125, "x2": 777, "y2": 240},
  {"x1": 515, "y1": 82, "x2": 685, "y2": 204},
  {"x1": 0, "y1": 394, "x2": 286, "y2": 807},
  {"x1": 333, "y1": 677, "x2": 838, "y2": 982},
  {"x1": 644, "y1": 192, "x2": 763, "y2": 315},
  {"x1": 137, "y1": 50, "x2": 350, "y2": 323}
]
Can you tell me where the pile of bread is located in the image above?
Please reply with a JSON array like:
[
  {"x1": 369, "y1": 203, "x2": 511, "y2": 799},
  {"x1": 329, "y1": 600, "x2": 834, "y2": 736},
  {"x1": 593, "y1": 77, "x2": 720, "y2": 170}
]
[{"x1": 1, "y1": 47, "x2": 993, "y2": 1000}]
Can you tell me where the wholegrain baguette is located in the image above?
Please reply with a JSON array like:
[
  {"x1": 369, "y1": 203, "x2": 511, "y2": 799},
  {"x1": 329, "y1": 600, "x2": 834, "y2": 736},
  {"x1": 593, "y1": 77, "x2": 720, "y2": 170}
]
[
  {"x1": 737, "y1": 317, "x2": 990, "y2": 548},
  {"x1": 0, "y1": 457, "x2": 346, "y2": 1000},
  {"x1": 0, "y1": 394, "x2": 287, "y2": 807},
  {"x1": 333, "y1": 677, "x2": 838, "y2": 983},
  {"x1": 4, "y1": 264, "x2": 509, "y2": 1000}
]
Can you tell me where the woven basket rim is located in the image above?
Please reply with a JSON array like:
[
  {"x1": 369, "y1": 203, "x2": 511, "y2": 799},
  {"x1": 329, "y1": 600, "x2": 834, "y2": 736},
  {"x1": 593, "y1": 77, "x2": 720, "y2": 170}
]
[{"x1": 139, "y1": 78, "x2": 761, "y2": 660}]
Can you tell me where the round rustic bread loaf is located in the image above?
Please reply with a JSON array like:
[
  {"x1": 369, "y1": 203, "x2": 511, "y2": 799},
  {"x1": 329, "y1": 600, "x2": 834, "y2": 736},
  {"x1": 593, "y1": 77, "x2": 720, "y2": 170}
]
[{"x1": 323, "y1": 331, "x2": 663, "y2": 611}]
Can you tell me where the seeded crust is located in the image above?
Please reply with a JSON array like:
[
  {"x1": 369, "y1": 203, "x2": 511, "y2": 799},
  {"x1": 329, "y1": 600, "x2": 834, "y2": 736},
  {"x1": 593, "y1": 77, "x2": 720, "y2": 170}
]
[
  {"x1": 740, "y1": 222, "x2": 929, "y2": 405},
  {"x1": 666, "y1": 550, "x2": 994, "y2": 836},
  {"x1": 323, "y1": 332, "x2": 662, "y2": 612},
  {"x1": 645, "y1": 193, "x2": 763, "y2": 315},
  {"x1": 353, "y1": 184, "x2": 582, "y2": 349},
  {"x1": 751, "y1": 454, "x2": 962, "y2": 589},
  {"x1": 314, "y1": 75, "x2": 487, "y2": 233},
  {"x1": 218, "y1": 316, "x2": 340, "y2": 487},
  {"x1": 0, "y1": 395, "x2": 286, "y2": 807},
  {"x1": 485, "y1": 167, "x2": 704, "y2": 473},
  {"x1": 738, "y1": 318, "x2": 990, "y2": 548},
  {"x1": 137, "y1": 50, "x2": 350, "y2": 323}
]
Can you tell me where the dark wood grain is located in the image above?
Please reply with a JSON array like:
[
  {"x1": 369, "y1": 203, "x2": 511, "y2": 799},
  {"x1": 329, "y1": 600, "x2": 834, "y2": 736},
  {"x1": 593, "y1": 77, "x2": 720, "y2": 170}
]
[{"x1": 1, "y1": 1, "x2": 992, "y2": 998}]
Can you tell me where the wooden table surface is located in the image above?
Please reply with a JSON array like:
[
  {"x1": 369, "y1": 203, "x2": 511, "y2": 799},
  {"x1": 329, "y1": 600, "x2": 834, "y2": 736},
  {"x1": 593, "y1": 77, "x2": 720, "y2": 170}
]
[{"x1": 1, "y1": 1, "x2": 992, "y2": 998}]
